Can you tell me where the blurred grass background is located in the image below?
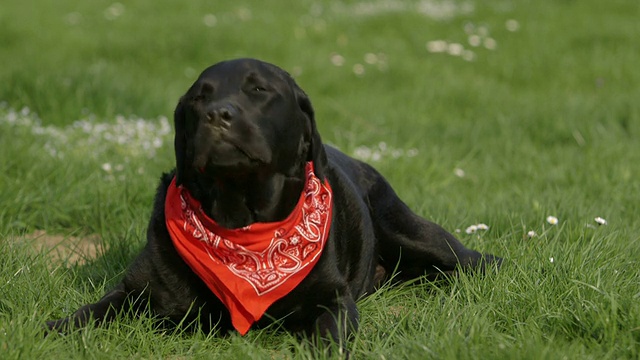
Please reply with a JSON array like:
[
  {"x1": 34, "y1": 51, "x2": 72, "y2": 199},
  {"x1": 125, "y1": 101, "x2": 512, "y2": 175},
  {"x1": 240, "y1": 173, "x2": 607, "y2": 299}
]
[{"x1": 1, "y1": 0, "x2": 639, "y2": 358}]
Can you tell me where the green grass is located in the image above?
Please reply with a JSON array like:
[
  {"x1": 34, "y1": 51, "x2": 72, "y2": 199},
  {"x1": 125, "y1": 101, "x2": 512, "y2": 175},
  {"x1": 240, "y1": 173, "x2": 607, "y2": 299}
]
[{"x1": 1, "y1": 0, "x2": 639, "y2": 358}]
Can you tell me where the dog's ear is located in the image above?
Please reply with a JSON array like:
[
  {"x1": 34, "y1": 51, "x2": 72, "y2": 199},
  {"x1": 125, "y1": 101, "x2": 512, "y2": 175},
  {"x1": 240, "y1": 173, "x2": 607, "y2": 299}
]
[
  {"x1": 294, "y1": 84, "x2": 327, "y2": 180},
  {"x1": 173, "y1": 98, "x2": 188, "y2": 185}
]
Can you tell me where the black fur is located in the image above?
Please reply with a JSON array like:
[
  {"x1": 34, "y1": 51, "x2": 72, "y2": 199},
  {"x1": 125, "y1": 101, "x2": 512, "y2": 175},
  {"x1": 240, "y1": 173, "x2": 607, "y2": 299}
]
[{"x1": 46, "y1": 58, "x2": 501, "y2": 347}]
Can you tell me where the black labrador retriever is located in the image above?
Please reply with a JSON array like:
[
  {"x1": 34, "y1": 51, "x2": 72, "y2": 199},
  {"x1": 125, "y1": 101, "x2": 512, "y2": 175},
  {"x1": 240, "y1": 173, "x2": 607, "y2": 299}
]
[{"x1": 46, "y1": 58, "x2": 500, "y2": 346}]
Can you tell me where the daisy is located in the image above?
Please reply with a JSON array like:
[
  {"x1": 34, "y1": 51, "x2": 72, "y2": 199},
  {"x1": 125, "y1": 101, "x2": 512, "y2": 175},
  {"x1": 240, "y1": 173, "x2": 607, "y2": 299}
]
[{"x1": 594, "y1": 217, "x2": 607, "y2": 226}]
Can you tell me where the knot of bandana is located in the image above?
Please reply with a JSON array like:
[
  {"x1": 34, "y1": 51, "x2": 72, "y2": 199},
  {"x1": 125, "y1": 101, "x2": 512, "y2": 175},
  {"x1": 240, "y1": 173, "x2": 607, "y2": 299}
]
[{"x1": 164, "y1": 162, "x2": 332, "y2": 335}]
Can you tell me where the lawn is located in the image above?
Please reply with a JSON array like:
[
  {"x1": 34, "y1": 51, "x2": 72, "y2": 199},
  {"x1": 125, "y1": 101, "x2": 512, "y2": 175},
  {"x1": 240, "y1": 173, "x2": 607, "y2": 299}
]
[{"x1": 1, "y1": 0, "x2": 639, "y2": 358}]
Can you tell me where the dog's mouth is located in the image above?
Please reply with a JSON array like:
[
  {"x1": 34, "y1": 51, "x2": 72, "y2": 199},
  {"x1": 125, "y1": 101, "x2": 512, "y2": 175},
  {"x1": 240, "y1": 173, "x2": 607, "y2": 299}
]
[
  {"x1": 191, "y1": 133, "x2": 272, "y2": 176},
  {"x1": 196, "y1": 145, "x2": 265, "y2": 174},
  {"x1": 228, "y1": 137, "x2": 271, "y2": 163}
]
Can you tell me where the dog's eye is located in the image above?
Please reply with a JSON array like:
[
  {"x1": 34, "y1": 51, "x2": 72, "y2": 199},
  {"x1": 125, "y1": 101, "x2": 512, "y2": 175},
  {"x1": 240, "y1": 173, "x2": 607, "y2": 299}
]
[{"x1": 253, "y1": 86, "x2": 267, "y2": 92}]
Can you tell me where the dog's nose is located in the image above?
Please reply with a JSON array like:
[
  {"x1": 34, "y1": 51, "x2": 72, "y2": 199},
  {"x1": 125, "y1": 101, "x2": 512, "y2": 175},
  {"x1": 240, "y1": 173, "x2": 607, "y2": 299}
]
[{"x1": 206, "y1": 103, "x2": 237, "y2": 122}]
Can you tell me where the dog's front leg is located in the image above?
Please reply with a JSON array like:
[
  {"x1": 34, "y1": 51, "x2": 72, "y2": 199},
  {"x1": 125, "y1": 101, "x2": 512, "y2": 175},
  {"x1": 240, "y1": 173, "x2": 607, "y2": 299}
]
[
  {"x1": 45, "y1": 282, "x2": 129, "y2": 334},
  {"x1": 311, "y1": 294, "x2": 359, "y2": 355}
]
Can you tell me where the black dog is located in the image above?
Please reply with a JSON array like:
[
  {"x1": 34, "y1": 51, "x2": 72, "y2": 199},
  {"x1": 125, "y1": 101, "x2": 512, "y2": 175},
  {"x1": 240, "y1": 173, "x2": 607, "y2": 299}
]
[{"x1": 46, "y1": 58, "x2": 500, "y2": 346}]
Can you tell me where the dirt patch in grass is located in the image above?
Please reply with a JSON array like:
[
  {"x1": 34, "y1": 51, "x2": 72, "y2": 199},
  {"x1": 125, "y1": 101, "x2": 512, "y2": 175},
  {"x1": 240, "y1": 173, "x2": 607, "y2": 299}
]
[{"x1": 20, "y1": 230, "x2": 104, "y2": 265}]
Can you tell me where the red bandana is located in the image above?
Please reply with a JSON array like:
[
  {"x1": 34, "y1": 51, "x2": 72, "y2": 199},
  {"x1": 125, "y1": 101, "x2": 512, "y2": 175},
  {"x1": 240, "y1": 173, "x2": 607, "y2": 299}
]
[{"x1": 164, "y1": 162, "x2": 332, "y2": 335}]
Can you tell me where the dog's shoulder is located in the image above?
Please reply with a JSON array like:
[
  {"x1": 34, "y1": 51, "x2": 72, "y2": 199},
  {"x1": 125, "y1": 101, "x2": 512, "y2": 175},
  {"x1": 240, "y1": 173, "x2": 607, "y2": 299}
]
[
  {"x1": 323, "y1": 145, "x2": 381, "y2": 197},
  {"x1": 144, "y1": 170, "x2": 175, "y2": 247},
  {"x1": 125, "y1": 170, "x2": 185, "y2": 279}
]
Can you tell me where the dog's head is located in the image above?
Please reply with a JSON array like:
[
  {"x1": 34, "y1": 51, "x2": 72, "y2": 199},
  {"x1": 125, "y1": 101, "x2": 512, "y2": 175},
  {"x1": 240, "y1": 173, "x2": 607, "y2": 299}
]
[{"x1": 173, "y1": 58, "x2": 326, "y2": 188}]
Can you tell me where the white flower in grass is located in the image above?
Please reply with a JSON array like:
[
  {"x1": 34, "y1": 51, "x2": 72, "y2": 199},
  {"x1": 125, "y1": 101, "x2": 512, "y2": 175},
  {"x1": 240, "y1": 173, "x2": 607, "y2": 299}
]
[
  {"x1": 462, "y1": 50, "x2": 476, "y2": 62},
  {"x1": 352, "y1": 64, "x2": 365, "y2": 76},
  {"x1": 104, "y1": 3, "x2": 125, "y2": 21},
  {"x1": 454, "y1": 168, "x2": 465, "y2": 178},
  {"x1": 390, "y1": 149, "x2": 403, "y2": 159},
  {"x1": 406, "y1": 149, "x2": 419, "y2": 157},
  {"x1": 468, "y1": 35, "x2": 481, "y2": 47},
  {"x1": 353, "y1": 146, "x2": 371, "y2": 160},
  {"x1": 235, "y1": 7, "x2": 252, "y2": 22},
  {"x1": 505, "y1": 19, "x2": 520, "y2": 32},
  {"x1": 364, "y1": 53, "x2": 378, "y2": 64},
  {"x1": 594, "y1": 217, "x2": 607, "y2": 226},
  {"x1": 546, "y1": 216, "x2": 558, "y2": 225},
  {"x1": 483, "y1": 38, "x2": 497, "y2": 50},
  {"x1": 6, "y1": 111, "x2": 17, "y2": 124},
  {"x1": 330, "y1": 53, "x2": 345, "y2": 66},
  {"x1": 465, "y1": 223, "x2": 489, "y2": 234},
  {"x1": 527, "y1": 230, "x2": 537, "y2": 238},
  {"x1": 447, "y1": 43, "x2": 464, "y2": 56},
  {"x1": 352, "y1": 143, "x2": 418, "y2": 162},
  {"x1": 101, "y1": 163, "x2": 112, "y2": 173},
  {"x1": 426, "y1": 40, "x2": 447, "y2": 53},
  {"x1": 203, "y1": 14, "x2": 217, "y2": 27},
  {"x1": 476, "y1": 223, "x2": 489, "y2": 231},
  {"x1": 549, "y1": 257, "x2": 554, "y2": 263},
  {"x1": 64, "y1": 12, "x2": 83, "y2": 26}
]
